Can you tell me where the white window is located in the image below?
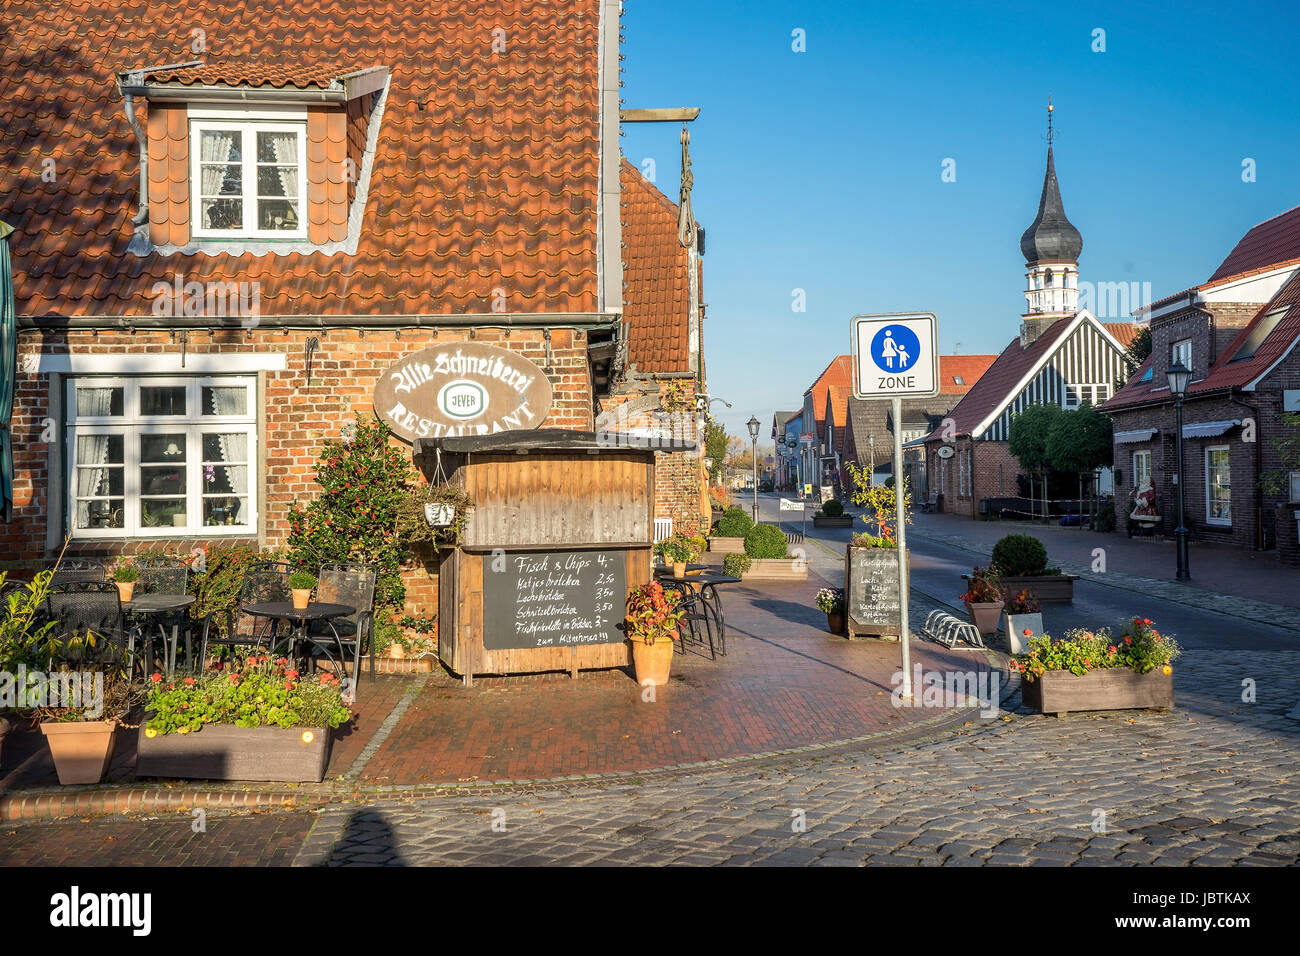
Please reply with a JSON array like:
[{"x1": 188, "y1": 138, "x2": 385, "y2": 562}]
[
  {"x1": 190, "y1": 121, "x2": 307, "y2": 239},
  {"x1": 1205, "y1": 446, "x2": 1231, "y2": 526},
  {"x1": 1064, "y1": 383, "x2": 1110, "y2": 408},
  {"x1": 65, "y1": 377, "x2": 257, "y2": 538},
  {"x1": 1171, "y1": 338, "x2": 1192, "y2": 371},
  {"x1": 1132, "y1": 450, "x2": 1151, "y2": 490}
]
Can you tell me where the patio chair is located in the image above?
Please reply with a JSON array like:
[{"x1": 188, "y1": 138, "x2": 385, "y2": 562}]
[
  {"x1": 44, "y1": 582, "x2": 134, "y2": 673},
  {"x1": 661, "y1": 580, "x2": 722, "y2": 661},
  {"x1": 306, "y1": 563, "x2": 377, "y2": 689},
  {"x1": 49, "y1": 559, "x2": 106, "y2": 586},
  {"x1": 134, "y1": 557, "x2": 191, "y2": 672},
  {"x1": 198, "y1": 561, "x2": 291, "y2": 669}
]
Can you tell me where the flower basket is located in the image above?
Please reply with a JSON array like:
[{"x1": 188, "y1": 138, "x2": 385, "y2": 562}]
[
  {"x1": 1021, "y1": 668, "x2": 1174, "y2": 716},
  {"x1": 40, "y1": 720, "x2": 119, "y2": 785}
]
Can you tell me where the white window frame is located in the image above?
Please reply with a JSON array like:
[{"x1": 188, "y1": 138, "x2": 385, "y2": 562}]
[
  {"x1": 1204, "y1": 445, "x2": 1231, "y2": 527},
  {"x1": 65, "y1": 376, "x2": 258, "y2": 539},
  {"x1": 1171, "y1": 338, "x2": 1192, "y2": 371},
  {"x1": 1063, "y1": 382, "x2": 1111, "y2": 408},
  {"x1": 1132, "y1": 450, "x2": 1151, "y2": 490},
  {"x1": 190, "y1": 120, "x2": 308, "y2": 240}
]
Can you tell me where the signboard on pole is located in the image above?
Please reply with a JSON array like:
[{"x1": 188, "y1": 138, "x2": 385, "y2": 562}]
[
  {"x1": 779, "y1": 498, "x2": 805, "y2": 511},
  {"x1": 850, "y1": 313, "x2": 940, "y2": 400}
]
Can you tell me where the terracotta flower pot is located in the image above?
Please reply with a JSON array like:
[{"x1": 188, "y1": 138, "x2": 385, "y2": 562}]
[
  {"x1": 387, "y1": 642, "x2": 406, "y2": 659},
  {"x1": 114, "y1": 581, "x2": 135, "y2": 603},
  {"x1": 966, "y1": 601, "x2": 1005, "y2": 636},
  {"x1": 827, "y1": 611, "x2": 845, "y2": 634},
  {"x1": 291, "y1": 588, "x2": 312, "y2": 610},
  {"x1": 40, "y1": 720, "x2": 119, "y2": 785},
  {"x1": 672, "y1": 562, "x2": 686, "y2": 579},
  {"x1": 630, "y1": 635, "x2": 674, "y2": 687}
]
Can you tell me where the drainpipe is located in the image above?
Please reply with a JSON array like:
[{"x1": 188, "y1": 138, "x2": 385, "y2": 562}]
[
  {"x1": 1226, "y1": 390, "x2": 1264, "y2": 550},
  {"x1": 116, "y1": 60, "x2": 205, "y2": 227}
]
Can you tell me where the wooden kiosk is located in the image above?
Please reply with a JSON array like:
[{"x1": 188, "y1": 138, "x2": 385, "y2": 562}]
[{"x1": 414, "y1": 430, "x2": 692, "y2": 684}]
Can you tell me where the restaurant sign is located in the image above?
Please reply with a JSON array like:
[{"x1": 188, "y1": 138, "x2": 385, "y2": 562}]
[{"x1": 374, "y1": 342, "x2": 553, "y2": 442}]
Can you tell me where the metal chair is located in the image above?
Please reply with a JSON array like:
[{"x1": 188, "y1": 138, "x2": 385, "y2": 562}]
[
  {"x1": 198, "y1": 561, "x2": 291, "y2": 668},
  {"x1": 49, "y1": 559, "x2": 106, "y2": 586},
  {"x1": 307, "y1": 563, "x2": 377, "y2": 689},
  {"x1": 661, "y1": 579, "x2": 721, "y2": 661},
  {"x1": 44, "y1": 582, "x2": 134, "y2": 672},
  {"x1": 134, "y1": 557, "x2": 191, "y2": 672}
]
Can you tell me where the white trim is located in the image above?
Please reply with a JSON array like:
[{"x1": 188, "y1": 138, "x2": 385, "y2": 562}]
[
  {"x1": 25, "y1": 353, "x2": 288, "y2": 375},
  {"x1": 1132, "y1": 450, "x2": 1152, "y2": 489},
  {"x1": 187, "y1": 104, "x2": 308, "y2": 121},
  {"x1": 1204, "y1": 445, "x2": 1231, "y2": 527},
  {"x1": 190, "y1": 120, "x2": 309, "y2": 240}
]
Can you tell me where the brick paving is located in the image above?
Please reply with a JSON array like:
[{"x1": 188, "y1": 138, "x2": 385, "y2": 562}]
[{"x1": 299, "y1": 646, "x2": 1300, "y2": 867}]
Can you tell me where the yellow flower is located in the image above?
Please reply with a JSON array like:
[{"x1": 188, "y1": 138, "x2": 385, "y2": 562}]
[
  {"x1": 144, "y1": 727, "x2": 157, "y2": 739},
  {"x1": 178, "y1": 725, "x2": 190, "y2": 734},
  {"x1": 1162, "y1": 665, "x2": 1172, "y2": 675}
]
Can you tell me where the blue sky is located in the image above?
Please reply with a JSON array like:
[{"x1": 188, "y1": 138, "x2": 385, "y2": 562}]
[{"x1": 618, "y1": 0, "x2": 1300, "y2": 442}]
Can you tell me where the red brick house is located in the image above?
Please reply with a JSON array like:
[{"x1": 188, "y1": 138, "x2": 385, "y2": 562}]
[
  {"x1": 0, "y1": 3, "x2": 703, "y2": 597},
  {"x1": 1104, "y1": 206, "x2": 1300, "y2": 566},
  {"x1": 799, "y1": 355, "x2": 853, "y2": 493},
  {"x1": 922, "y1": 142, "x2": 1136, "y2": 517}
]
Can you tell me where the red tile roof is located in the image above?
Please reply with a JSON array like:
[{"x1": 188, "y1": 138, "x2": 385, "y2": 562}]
[
  {"x1": 1106, "y1": 270, "x2": 1300, "y2": 409},
  {"x1": 1, "y1": 0, "x2": 602, "y2": 316},
  {"x1": 1103, "y1": 323, "x2": 1140, "y2": 348},
  {"x1": 825, "y1": 385, "x2": 850, "y2": 453},
  {"x1": 138, "y1": 61, "x2": 360, "y2": 89},
  {"x1": 925, "y1": 319, "x2": 1075, "y2": 439},
  {"x1": 620, "y1": 160, "x2": 693, "y2": 374},
  {"x1": 804, "y1": 355, "x2": 854, "y2": 440},
  {"x1": 1209, "y1": 205, "x2": 1300, "y2": 283},
  {"x1": 938, "y1": 355, "x2": 996, "y2": 394}
]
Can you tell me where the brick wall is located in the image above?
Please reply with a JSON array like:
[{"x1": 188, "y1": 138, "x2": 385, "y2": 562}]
[
  {"x1": 926, "y1": 438, "x2": 1022, "y2": 517},
  {"x1": 2, "y1": 326, "x2": 595, "y2": 615}
]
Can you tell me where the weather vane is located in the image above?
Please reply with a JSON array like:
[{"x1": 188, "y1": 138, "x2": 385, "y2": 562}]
[{"x1": 1046, "y1": 95, "x2": 1055, "y2": 145}]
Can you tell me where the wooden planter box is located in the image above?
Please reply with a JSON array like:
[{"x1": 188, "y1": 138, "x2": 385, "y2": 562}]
[
  {"x1": 707, "y1": 536, "x2": 746, "y2": 554},
  {"x1": 740, "y1": 557, "x2": 808, "y2": 582},
  {"x1": 1021, "y1": 668, "x2": 1174, "y2": 717},
  {"x1": 812, "y1": 515, "x2": 854, "y2": 528},
  {"x1": 136, "y1": 723, "x2": 334, "y2": 783},
  {"x1": 995, "y1": 574, "x2": 1078, "y2": 603}
]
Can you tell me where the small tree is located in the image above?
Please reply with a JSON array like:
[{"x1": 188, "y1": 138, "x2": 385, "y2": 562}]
[
  {"x1": 847, "y1": 461, "x2": 912, "y2": 547},
  {"x1": 1262, "y1": 412, "x2": 1300, "y2": 501},
  {"x1": 1047, "y1": 403, "x2": 1114, "y2": 525},
  {"x1": 1008, "y1": 403, "x2": 1065, "y2": 521},
  {"x1": 1119, "y1": 326, "x2": 1153, "y2": 388},
  {"x1": 704, "y1": 417, "x2": 728, "y2": 482}
]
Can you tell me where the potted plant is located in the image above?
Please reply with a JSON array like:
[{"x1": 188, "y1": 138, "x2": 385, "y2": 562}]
[
  {"x1": 989, "y1": 534, "x2": 1077, "y2": 603},
  {"x1": 112, "y1": 561, "x2": 138, "y2": 603},
  {"x1": 1012, "y1": 618, "x2": 1180, "y2": 716},
  {"x1": 1004, "y1": 588, "x2": 1043, "y2": 654},
  {"x1": 959, "y1": 565, "x2": 1005, "y2": 636},
  {"x1": 624, "y1": 581, "x2": 685, "y2": 688},
  {"x1": 39, "y1": 671, "x2": 137, "y2": 786},
  {"x1": 708, "y1": 507, "x2": 753, "y2": 553},
  {"x1": 813, "y1": 498, "x2": 854, "y2": 528},
  {"x1": 740, "y1": 523, "x2": 805, "y2": 580},
  {"x1": 654, "y1": 534, "x2": 697, "y2": 579},
  {"x1": 816, "y1": 587, "x2": 846, "y2": 634},
  {"x1": 136, "y1": 655, "x2": 353, "y2": 782},
  {"x1": 288, "y1": 570, "x2": 317, "y2": 610}
]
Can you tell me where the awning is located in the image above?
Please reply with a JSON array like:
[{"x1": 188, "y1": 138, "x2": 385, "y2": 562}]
[
  {"x1": 1114, "y1": 428, "x2": 1158, "y2": 444},
  {"x1": 1182, "y1": 420, "x2": 1240, "y2": 439}
]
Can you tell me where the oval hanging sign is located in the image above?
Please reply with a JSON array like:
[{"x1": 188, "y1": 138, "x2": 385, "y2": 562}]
[{"x1": 373, "y1": 342, "x2": 553, "y2": 442}]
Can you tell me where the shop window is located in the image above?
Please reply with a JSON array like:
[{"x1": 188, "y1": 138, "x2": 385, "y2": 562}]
[
  {"x1": 1205, "y1": 446, "x2": 1231, "y2": 526},
  {"x1": 65, "y1": 376, "x2": 257, "y2": 537},
  {"x1": 191, "y1": 121, "x2": 307, "y2": 239}
]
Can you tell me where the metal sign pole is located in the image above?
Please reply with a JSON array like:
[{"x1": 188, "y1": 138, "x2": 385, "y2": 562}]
[{"x1": 893, "y1": 395, "x2": 912, "y2": 701}]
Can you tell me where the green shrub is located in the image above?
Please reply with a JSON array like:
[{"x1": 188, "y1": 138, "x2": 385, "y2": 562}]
[
  {"x1": 822, "y1": 499, "x2": 844, "y2": 517},
  {"x1": 722, "y1": 553, "x2": 752, "y2": 577},
  {"x1": 744, "y1": 523, "x2": 788, "y2": 559},
  {"x1": 715, "y1": 507, "x2": 754, "y2": 538},
  {"x1": 1091, "y1": 503, "x2": 1116, "y2": 533},
  {"x1": 991, "y1": 534, "x2": 1048, "y2": 576}
]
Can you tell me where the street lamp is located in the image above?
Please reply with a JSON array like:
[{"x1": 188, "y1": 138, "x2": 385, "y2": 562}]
[
  {"x1": 1167, "y1": 359, "x2": 1191, "y2": 581},
  {"x1": 747, "y1": 415, "x2": 760, "y2": 521}
]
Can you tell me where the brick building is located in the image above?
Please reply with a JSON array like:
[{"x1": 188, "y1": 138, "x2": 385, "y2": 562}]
[
  {"x1": 0, "y1": 3, "x2": 708, "y2": 610},
  {"x1": 799, "y1": 355, "x2": 853, "y2": 494},
  {"x1": 771, "y1": 410, "x2": 802, "y2": 490},
  {"x1": 1104, "y1": 206, "x2": 1300, "y2": 566},
  {"x1": 922, "y1": 139, "x2": 1136, "y2": 517}
]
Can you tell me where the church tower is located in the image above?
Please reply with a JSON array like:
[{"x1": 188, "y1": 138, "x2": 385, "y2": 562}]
[{"x1": 1020, "y1": 100, "x2": 1083, "y2": 345}]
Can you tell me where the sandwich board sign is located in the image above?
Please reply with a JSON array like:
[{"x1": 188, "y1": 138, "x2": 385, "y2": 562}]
[{"x1": 851, "y1": 313, "x2": 940, "y2": 399}]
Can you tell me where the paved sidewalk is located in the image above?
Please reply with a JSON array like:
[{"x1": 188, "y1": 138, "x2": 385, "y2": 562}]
[{"x1": 909, "y1": 513, "x2": 1300, "y2": 631}]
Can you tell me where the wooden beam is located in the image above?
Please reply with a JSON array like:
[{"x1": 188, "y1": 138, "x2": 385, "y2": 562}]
[{"x1": 620, "y1": 108, "x2": 700, "y2": 123}]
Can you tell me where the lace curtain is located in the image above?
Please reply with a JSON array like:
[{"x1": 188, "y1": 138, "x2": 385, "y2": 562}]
[{"x1": 73, "y1": 388, "x2": 113, "y2": 527}]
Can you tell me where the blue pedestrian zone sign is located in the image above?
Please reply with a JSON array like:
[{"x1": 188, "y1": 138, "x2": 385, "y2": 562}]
[{"x1": 851, "y1": 312, "x2": 939, "y2": 398}]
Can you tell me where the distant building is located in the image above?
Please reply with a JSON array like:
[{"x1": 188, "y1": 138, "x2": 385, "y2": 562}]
[
  {"x1": 1104, "y1": 205, "x2": 1300, "y2": 565},
  {"x1": 771, "y1": 409, "x2": 802, "y2": 490}
]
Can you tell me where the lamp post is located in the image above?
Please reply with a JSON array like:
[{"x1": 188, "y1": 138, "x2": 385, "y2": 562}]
[
  {"x1": 1167, "y1": 359, "x2": 1191, "y2": 581},
  {"x1": 747, "y1": 415, "x2": 760, "y2": 521}
]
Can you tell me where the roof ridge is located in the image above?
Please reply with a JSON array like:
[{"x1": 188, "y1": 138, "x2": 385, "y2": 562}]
[{"x1": 619, "y1": 157, "x2": 681, "y2": 219}]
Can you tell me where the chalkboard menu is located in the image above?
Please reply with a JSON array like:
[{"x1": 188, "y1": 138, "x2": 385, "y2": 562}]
[
  {"x1": 846, "y1": 547, "x2": 908, "y2": 637},
  {"x1": 483, "y1": 550, "x2": 627, "y2": 650}
]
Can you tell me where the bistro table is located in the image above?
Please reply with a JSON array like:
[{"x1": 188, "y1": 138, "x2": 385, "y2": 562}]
[
  {"x1": 121, "y1": 593, "x2": 197, "y2": 678},
  {"x1": 654, "y1": 568, "x2": 742, "y2": 657},
  {"x1": 243, "y1": 601, "x2": 356, "y2": 689}
]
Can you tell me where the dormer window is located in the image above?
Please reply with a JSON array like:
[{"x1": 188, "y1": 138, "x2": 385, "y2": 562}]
[{"x1": 191, "y1": 121, "x2": 307, "y2": 239}]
